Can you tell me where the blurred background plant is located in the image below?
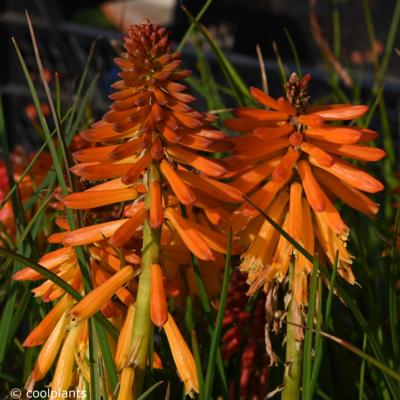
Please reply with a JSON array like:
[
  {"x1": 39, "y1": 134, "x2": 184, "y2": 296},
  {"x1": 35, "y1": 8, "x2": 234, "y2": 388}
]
[{"x1": 0, "y1": 1, "x2": 399, "y2": 399}]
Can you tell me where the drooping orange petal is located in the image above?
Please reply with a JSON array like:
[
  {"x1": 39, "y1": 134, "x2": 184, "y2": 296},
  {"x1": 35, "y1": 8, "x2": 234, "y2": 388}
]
[
  {"x1": 70, "y1": 266, "x2": 135, "y2": 322},
  {"x1": 160, "y1": 160, "x2": 196, "y2": 205},
  {"x1": 63, "y1": 188, "x2": 137, "y2": 209},
  {"x1": 80, "y1": 120, "x2": 136, "y2": 142},
  {"x1": 109, "y1": 136, "x2": 146, "y2": 160},
  {"x1": 150, "y1": 180, "x2": 164, "y2": 229},
  {"x1": 250, "y1": 87, "x2": 280, "y2": 109},
  {"x1": 163, "y1": 313, "x2": 199, "y2": 396},
  {"x1": 177, "y1": 169, "x2": 242, "y2": 203},
  {"x1": 287, "y1": 182, "x2": 303, "y2": 245},
  {"x1": 272, "y1": 148, "x2": 299, "y2": 181},
  {"x1": 314, "y1": 168, "x2": 379, "y2": 215},
  {"x1": 297, "y1": 114, "x2": 324, "y2": 127},
  {"x1": 297, "y1": 160, "x2": 326, "y2": 212},
  {"x1": 167, "y1": 145, "x2": 227, "y2": 177},
  {"x1": 359, "y1": 128, "x2": 378, "y2": 142},
  {"x1": 33, "y1": 311, "x2": 69, "y2": 381},
  {"x1": 115, "y1": 304, "x2": 135, "y2": 370},
  {"x1": 64, "y1": 219, "x2": 128, "y2": 246},
  {"x1": 22, "y1": 295, "x2": 73, "y2": 347},
  {"x1": 85, "y1": 178, "x2": 130, "y2": 192},
  {"x1": 252, "y1": 124, "x2": 294, "y2": 141},
  {"x1": 305, "y1": 126, "x2": 362, "y2": 144},
  {"x1": 235, "y1": 107, "x2": 289, "y2": 121},
  {"x1": 308, "y1": 140, "x2": 386, "y2": 162},
  {"x1": 309, "y1": 105, "x2": 368, "y2": 120},
  {"x1": 71, "y1": 162, "x2": 133, "y2": 180},
  {"x1": 179, "y1": 134, "x2": 233, "y2": 152},
  {"x1": 300, "y1": 141, "x2": 334, "y2": 167},
  {"x1": 230, "y1": 156, "x2": 281, "y2": 193},
  {"x1": 277, "y1": 97, "x2": 297, "y2": 115},
  {"x1": 13, "y1": 247, "x2": 74, "y2": 281},
  {"x1": 318, "y1": 189, "x2": 349, "y2": 238},
  {"x1": 225, "y1": 118, "x2": 276, "y2": 132},
  {"x1": 231, "y1": 172, "x2": 291, "y2": 233},
  {"x1": 50, "y1": 324, "x2": 79, "y2": 396},
  {"x1": 109, "y1": 205, "x2": 146, "y2": 247},
  {"x1": 73, "y1": 145, "x2": 118, "y2": 162},
  {"x1": 121, "y1": 152, "x2": 152, "y2": 184},
  {"x1": 158, "y1": 122, "x2": 182, "y2": 143},
  {"x1": 309, "y1": 157, "x2": 384, "y2": 193},
  {"x1": 164, "y1": 208, "x2": 215, "y2": 261},
  {"x1": 150, "y1": 263, "x2": 168, "y2": 327},
  {"x1": 234, "y1": 138, "x2": 290, "y2": 161}
]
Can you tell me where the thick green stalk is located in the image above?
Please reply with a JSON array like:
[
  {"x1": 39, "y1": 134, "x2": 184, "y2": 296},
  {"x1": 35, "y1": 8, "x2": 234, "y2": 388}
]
[
  {"x1": 132, "y1": 165, "x2": 161, "y2": 398},
  {"x1": 282, "y1": 264, "x2": 303, "y2": 400}
]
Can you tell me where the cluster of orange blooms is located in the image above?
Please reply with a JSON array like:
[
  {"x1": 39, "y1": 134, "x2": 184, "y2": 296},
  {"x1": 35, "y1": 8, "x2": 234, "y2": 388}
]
[{"x1": 11, "y1": 20, "x2": 385, "y2": 398}]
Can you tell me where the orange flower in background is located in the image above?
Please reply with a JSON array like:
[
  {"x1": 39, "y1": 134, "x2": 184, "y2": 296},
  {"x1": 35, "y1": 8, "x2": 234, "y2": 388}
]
[{"x1": 226, "y1": 72, "x2": 385, "y2": 303}]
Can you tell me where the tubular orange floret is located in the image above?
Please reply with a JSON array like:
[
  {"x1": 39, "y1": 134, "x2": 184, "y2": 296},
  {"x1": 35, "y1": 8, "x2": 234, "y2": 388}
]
[
  {"x1": 297, "y1": 160, "x2": 326, "y2": 212},
  {"x1": 63, "y1": 219, "x2": 129, "y2": 246},
  {"x1": 63, "y1": 188, "x2": 138, "y2": 209},
  {"x1": 150, "y1": 263, "x2": 168, "y2": 327},
  {"x1": 164, "y1": 313, "x2": 199, "y2": 397},
  {"x1": 23, "y1": 295, "x2": 74, "y2": 347},
  {"x1": 69, "y1": 266, "x2": 136, "y2": 322},
  {"x1": 33, "y1": 312, "x2": 70, "y2": 381},
  {"x1": 165, "y1": 208, "x2": 215, "y2": 261},
  {"x1": 150, "y1": 180, "x2": 164, "y2": 229},
  {"x1": 160, "y1": 160, "x2": 196, "y2": 205}
]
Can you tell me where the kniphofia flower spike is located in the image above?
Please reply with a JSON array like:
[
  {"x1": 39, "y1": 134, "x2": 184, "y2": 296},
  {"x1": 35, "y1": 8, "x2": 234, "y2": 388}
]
[{"x1": 226, "y1": 73, "x2": 385, "y2": 303}]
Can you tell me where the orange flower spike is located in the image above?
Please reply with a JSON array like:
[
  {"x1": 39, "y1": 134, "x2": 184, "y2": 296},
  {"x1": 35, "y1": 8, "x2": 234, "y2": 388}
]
[
  {"x1": 164, "y1": 313, "x2": 199, "y2": 397},
  {"x1": 23, "y1": 295, "x2": 73, "y2": 347},
  {"x1": 297, "y1": 160, "x2": 326, "y2": 212},
  {"x1": 50, "y1": 324, "x2": 79, "y2": 399},
  {"x1": 63, "y1": 219, "x2": 128, "y2": 246},
  {"x1": 70, "y1": 265, "x2": 135, "y2": 323},
  {"x1": 160, "y1": 160, "x2": 196, "y2": 205},
  {"x1": 32, "y1": 312, "x2": 69, "y2": 381},
  {"x1": 118, "y1": 368, "x2": 135, "y2": 400},
  {"x1": 150, "y1": 263, "x2": 168, "y2": 327},
  {"x1": 115, "y1": 304, "x2": 135, "y2": 370},
  {"x1": 150, "y1": 180, "x2": 164, "y2": 229}
]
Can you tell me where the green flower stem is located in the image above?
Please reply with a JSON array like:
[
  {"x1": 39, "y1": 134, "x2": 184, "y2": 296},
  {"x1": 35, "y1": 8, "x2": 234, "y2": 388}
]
[
  {"x1": 282, "y1": 263, "x2": 303, "y2": 400},
  {"x1": 132, "y1": 164, "x2": 161, "y2": 398}
]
